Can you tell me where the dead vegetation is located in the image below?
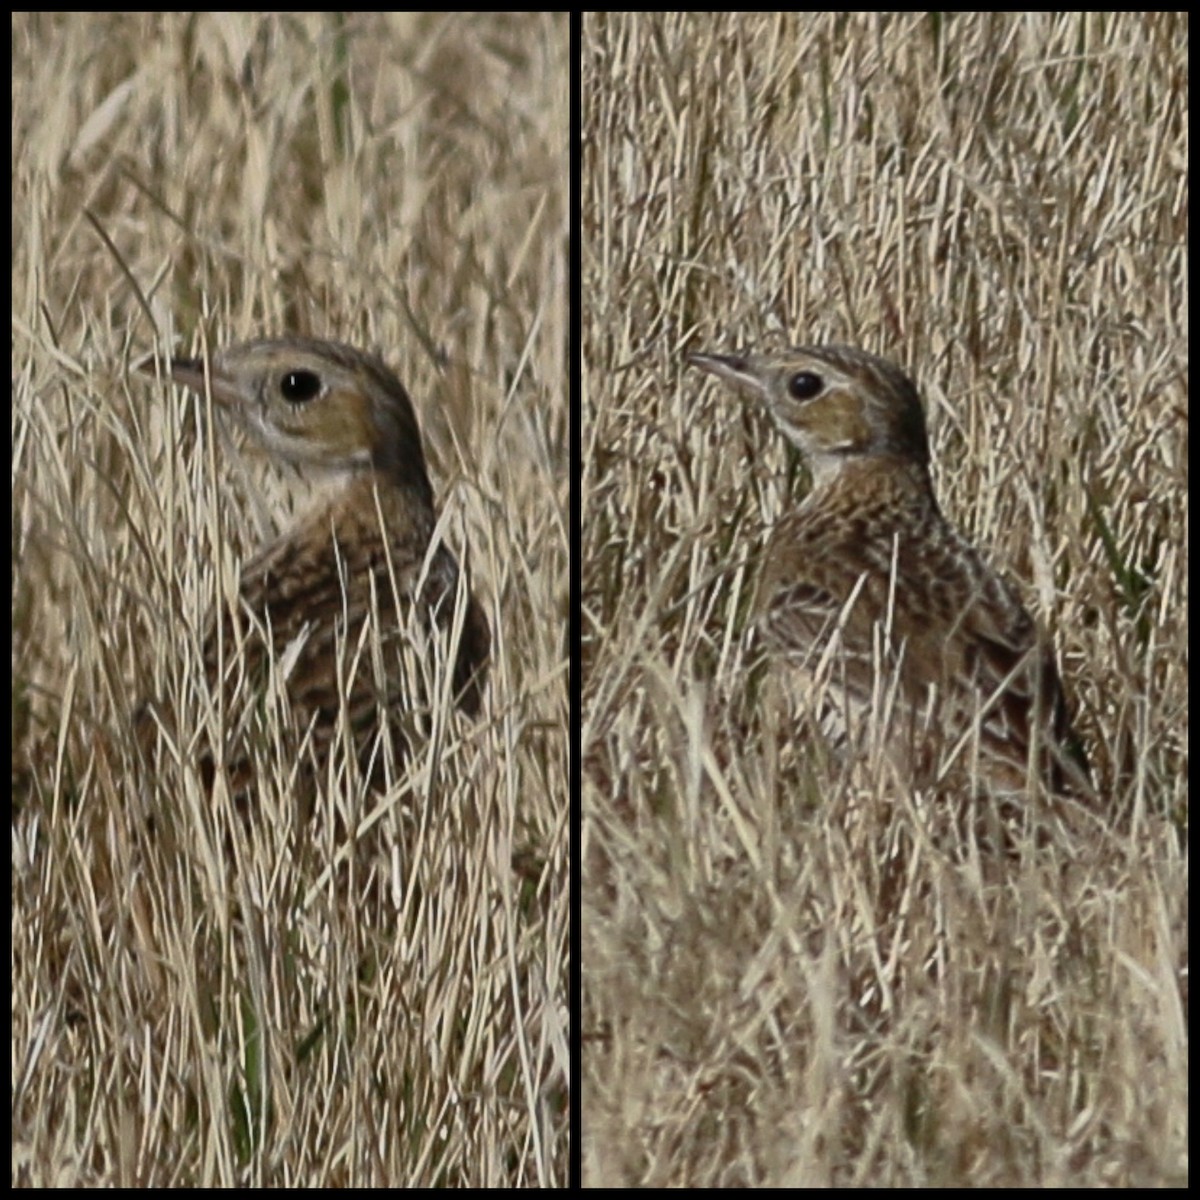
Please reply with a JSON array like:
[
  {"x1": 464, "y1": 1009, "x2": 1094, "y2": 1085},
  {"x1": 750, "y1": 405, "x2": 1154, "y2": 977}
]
[
  {"x1": 582, "y1": 12, "x2": 1186, "y2": 1186},
  {"x1": 13, "y1": 12, "x2": 568, "y2": 1186}
]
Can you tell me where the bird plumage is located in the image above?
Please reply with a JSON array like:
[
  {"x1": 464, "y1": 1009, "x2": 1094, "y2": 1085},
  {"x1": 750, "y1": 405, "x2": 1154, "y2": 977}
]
[
  {"x1": 136, "y1": 336, "x2": 489, "y2": 795},
  {"x1": 688, "y1": 343, "x2": 1090, "y2": 798}
]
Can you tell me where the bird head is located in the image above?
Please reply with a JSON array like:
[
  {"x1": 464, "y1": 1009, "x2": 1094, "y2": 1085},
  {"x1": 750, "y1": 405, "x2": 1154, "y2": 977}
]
[
  {"x1": 688, "y1": 344, "x2": 931, "y2": 484},
  {"x1": 139, "y1": 337, "x2": 434, "y2": 499}
]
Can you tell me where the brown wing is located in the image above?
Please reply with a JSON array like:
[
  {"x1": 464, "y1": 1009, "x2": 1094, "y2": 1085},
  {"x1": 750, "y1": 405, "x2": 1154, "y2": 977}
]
[
  {"x1": 881, "y1": 519, "x2": 1090, "y2": 795},
  {"x1": 419, "y1": 543, "x2": 490, "y2": 718}
]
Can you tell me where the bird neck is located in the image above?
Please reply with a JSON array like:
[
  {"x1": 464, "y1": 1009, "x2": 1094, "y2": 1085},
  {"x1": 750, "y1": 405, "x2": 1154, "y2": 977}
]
[
  {"x1": 285, "y1": 468, "x2": 437, "y2": 563},
  {"x1": 350, "y1": 467, "x2": 437, "y2": 540},
  {"x1": 807, "y1": 454, "x2": 937, "y2": 507},
  {"x1": 798, "y1": 455, "x2": 944, "y2": 543}
]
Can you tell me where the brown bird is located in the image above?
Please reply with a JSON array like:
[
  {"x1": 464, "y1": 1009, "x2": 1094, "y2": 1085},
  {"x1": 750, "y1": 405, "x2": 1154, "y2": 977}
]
[
  {"x1": 688, "y1": 343, "x2": 1091, "y2": 798},
  {"x1": 136, "y1": 336, "x2": 489, "y2": 797}
]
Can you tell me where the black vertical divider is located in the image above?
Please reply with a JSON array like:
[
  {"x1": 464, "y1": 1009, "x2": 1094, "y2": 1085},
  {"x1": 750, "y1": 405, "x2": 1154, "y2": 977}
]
[{"x1": 568, "y1": 9, "x2": 583, "y2": 1191}]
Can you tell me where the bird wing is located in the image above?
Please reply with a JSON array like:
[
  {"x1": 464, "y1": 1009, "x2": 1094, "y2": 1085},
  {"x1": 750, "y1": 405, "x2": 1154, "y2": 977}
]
[{"x1": 897, "y1": 524, "x2": 1090, "y2": 794}]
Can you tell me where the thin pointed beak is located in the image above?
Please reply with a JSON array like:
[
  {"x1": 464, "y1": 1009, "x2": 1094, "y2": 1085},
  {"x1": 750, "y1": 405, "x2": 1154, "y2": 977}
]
[
  {"x1": 136, "y1": 351, "x2": 242, "y2": 411},
  {"x1": 686, "y1": 350, "x2": 767, "y2": 400}
]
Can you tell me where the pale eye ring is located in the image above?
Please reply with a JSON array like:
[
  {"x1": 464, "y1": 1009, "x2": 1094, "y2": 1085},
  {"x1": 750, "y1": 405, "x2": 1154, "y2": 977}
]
[
  {"x1": 788, "y1": 371, "x2": 823, "y2": 400},
  {"x1": 280, "y1": 370, "x2": 322, "y2": 403}
]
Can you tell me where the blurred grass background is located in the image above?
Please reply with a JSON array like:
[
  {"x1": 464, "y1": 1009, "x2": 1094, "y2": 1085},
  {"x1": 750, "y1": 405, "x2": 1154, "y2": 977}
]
[
  {"x1": 582, "y1": 12, "x2": 1186, "y2": 1186},
  {"x1": 12, "y1": 12, "x2": 567, "y2": 1186}
]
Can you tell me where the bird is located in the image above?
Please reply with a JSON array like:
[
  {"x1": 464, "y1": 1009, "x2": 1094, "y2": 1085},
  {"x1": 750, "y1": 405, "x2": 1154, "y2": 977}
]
[
  {"x1": 687, "y1": 343, "x2": 1091, "y2": 799},
  {"x1": 135, "y1": 336, "x2": 490, "y2": 799}
]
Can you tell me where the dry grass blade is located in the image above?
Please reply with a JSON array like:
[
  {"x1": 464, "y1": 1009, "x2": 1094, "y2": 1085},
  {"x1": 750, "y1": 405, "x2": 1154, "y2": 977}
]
[
  {"x1": 13, "y1": 12, "x2": 568, "y2": 1187},
  {"x1": 583, "y1": 12, "x2": 1186, "y2": 1188}
]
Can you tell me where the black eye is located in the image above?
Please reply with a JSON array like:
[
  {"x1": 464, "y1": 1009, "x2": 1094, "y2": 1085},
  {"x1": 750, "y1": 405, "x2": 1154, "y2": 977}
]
[
  {"x1": 788, "y1": 371, "x2": 823, "y2": 400},
  {"x1": 279, "y1": 370, "x2": 322, "y2": 403}
]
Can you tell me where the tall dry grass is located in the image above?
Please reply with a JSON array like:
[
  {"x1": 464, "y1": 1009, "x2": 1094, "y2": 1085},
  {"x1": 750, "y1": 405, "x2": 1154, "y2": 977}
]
[
  {"x1": 12, "y1": 12, "x2": 568, "y2": 1186},
  {"x1": 582, "y1": 12, "x2": 1186, "y2": 1186}
]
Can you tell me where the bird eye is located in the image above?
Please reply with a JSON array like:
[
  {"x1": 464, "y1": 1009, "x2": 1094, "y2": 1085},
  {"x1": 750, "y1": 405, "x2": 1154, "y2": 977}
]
[
  {"x1": 788, "y1": 371, "x2": 823, "y2": 400},
  {"x1": 279, "y1": 370, "x2": 322, "y2": 404}
]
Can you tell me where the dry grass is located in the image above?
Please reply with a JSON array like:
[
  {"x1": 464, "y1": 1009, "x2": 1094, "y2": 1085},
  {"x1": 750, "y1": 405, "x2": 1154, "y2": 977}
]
[
  {"x1": 12, "y1": 12, "x2": 567, "y2": 1187},
  {"x1": 582, "y1": 12, "x2": 1186, "y2": 1187}
]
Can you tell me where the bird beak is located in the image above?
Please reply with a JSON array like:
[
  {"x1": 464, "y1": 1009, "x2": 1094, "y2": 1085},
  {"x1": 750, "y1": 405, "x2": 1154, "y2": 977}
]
[
  {"x1": 686, "y1": 351, "x2": 766, "y2": 401},
  {"x1": 135, "y1": 351, "x2": 241, "y2": 412}
]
